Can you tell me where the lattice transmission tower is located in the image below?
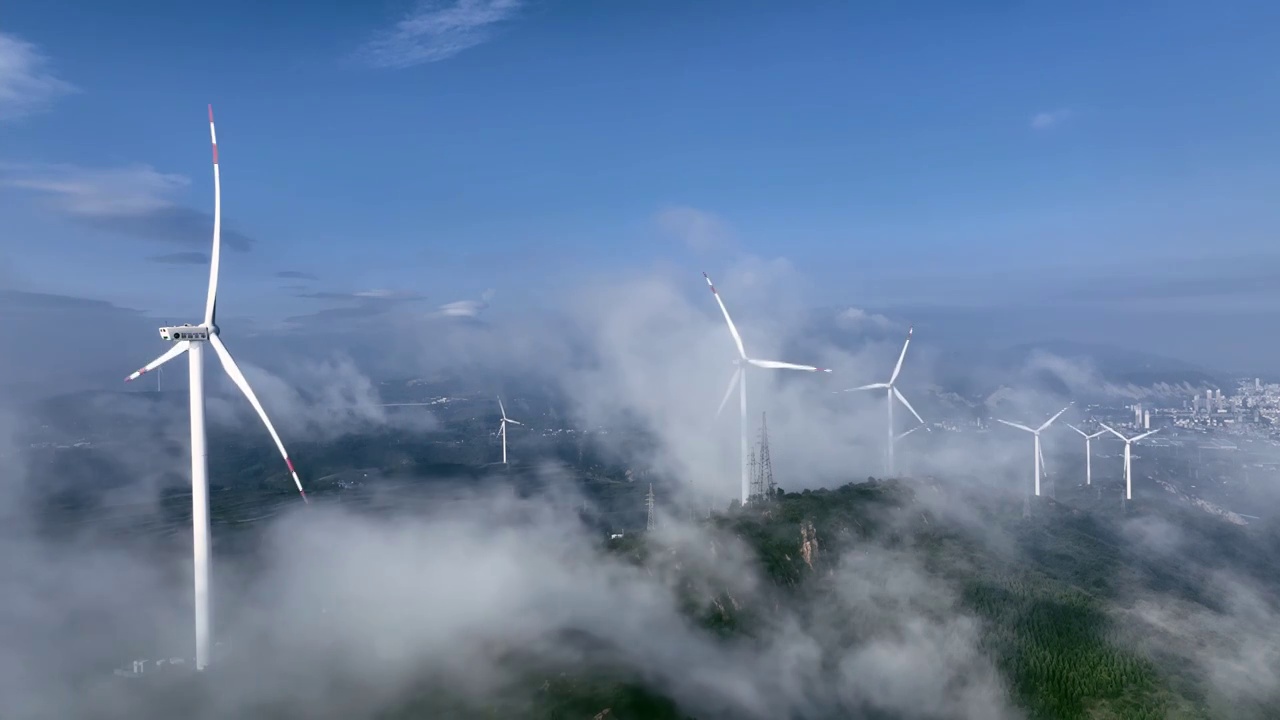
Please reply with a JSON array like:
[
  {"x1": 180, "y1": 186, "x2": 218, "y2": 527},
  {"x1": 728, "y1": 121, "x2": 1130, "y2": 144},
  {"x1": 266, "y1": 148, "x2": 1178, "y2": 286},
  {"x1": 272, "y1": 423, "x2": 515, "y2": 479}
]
[
  {"x1": 645, "y1": 483, "x2": 657, "y2": 531},
  {"x1": 748, "y1": 412, "x2": 776, "y2": 503}
]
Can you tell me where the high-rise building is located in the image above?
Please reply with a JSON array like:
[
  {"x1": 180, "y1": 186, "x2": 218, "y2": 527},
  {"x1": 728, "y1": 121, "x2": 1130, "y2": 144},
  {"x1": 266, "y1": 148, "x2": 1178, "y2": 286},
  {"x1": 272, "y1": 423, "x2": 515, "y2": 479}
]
[
  {"x1": 1256, "y1": 378, "x2": 1263, "y2": 391},
  {"x1": 1143, "y1": 410, "x2": 1151, "y2": 430}
]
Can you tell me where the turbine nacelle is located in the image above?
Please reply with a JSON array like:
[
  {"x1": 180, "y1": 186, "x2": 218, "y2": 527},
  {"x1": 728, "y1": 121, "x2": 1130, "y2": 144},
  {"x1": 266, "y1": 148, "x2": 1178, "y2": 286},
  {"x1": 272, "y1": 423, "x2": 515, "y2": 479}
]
[{"x1": 159, "y1": 324, "x2": 213, "y2": 342}]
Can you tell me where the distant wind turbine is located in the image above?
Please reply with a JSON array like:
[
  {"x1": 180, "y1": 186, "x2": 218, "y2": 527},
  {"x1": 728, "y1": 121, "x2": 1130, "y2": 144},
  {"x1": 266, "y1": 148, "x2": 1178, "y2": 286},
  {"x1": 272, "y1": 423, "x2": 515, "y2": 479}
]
[
  {"x1": 497, "y1": 395, "x2": 522, "y2": 465},
  {"x1": 996, "y1": 403, "x2": 1073, "y2": 497},
  {"x1": 123, "y1": 106, "x2": 308, "y2": 671},
  {"x1": 1099, "y1": 423, "x2": 1160, "y2": 500},
  {"x1": 704, "y1": 272, "x2": 831, "y2": 505},
  {"x1": 839, "y1": 326, "x2": 924, "y2": 476},
  {"x1": 1066, "y1": 424, "x2": 1106, "y2": 486}
]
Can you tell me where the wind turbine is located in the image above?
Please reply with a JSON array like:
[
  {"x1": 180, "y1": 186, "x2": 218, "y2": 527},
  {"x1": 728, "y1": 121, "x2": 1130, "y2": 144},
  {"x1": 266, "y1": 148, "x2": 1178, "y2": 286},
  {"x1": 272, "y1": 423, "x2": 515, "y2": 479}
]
[
  {"x1": 704, "y1": 272, "x2": 831, "y2": 505},
  {"x1": 839, "y1": 327, "x2": 924, "y2": 476},
  {"x1": 996, "y1": 403, "x2": 1072, "y2": 497},
  {"x1": 1066, "y1": 424, "x2": 1106, "y2": 486},
  {"x1": 497, "y1": 395, "x2": 523, "y2": 465},
  {"x1": 123, "y1": 106, "x2": 308, "y2": 671},
  {"x1": 1099, "y1": 423, "x2": 1160, "y2": 500}
]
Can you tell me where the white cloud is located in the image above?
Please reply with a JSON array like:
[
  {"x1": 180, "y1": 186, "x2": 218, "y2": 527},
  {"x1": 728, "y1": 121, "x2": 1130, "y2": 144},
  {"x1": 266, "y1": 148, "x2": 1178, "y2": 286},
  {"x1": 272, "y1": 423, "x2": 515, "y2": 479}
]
[
  {"x1": 356, "y1": 0, "x2": 525, "y2": 69},
  {"x1": 0, "y1": 32, "x2": 76, "y2": 121},
  {"x1": 836, "y1": 307, "x2": 894, "y2": 331},
  {"x1": 0, "y1": 160, "x2": 256, "y2": 250},
  {"x1": 0, "y1": 162, "x2": 188, "y2": 217},
  {"x1": 1030, "y1": 108, "x2": 1071, "y2": 130},
  {"x1": 655, "y1": 205, "x2": 732, "y2": 253},
  {"x1": 435, "y1": 288, "x2": 495, "y2": 318}
]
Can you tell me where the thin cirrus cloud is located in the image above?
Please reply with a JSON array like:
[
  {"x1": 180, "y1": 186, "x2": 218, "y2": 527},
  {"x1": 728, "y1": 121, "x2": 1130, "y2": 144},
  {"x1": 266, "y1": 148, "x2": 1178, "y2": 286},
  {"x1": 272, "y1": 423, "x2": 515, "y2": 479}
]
[
  {"x1": 0, "y1": 31, "x2": 77, "y2": 121},
  {"x1": 354, "y1": 0, "x2": 526, "y2": 69},
  {"x1": 1030, "y1": 108, "x2": 1072, "y2": 130},
  {"x1": 0, "y1": 161, "x2": 255, "y2": 251},
  {"x1": 276, "y1": 270, "x2": 318, "y2": 280}
]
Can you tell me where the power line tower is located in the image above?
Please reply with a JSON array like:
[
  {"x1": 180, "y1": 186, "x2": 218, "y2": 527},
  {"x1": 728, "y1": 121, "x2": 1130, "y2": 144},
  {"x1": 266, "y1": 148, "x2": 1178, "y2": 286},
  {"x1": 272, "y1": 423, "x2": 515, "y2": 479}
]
[
  {"x1": 747, "y1": 412, "x2": 776, "y2": 503},
  {"x1": 758, "y1": 412, "x2": 775, "y2": 499},
  {"x1": 645, "y1": 483, "x2": 656, "y2": 531}
]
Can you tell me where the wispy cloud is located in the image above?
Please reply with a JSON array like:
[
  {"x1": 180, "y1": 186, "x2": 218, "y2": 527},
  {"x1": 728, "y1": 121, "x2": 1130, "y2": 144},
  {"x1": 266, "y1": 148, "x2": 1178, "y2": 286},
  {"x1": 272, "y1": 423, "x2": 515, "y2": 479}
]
[
  {"x1": 655, "y1": 205, "x2": 733, "y2": 254},
  {"x1": 0, "y1": 162, "x2": 254, "y2": 251},
  {"x1": 356, "y1": 0, "x2": 526, "y2": 69},
  {"x1": 149, "y1": 251, "x2": 209, "y2": 265},
  {"x1": 0, "y1": 31, "x2": 77, "y2": 121},
  {"x1": 298, "y1": 289, "x2": 425, "y2": 301},
  {"x1": 434, "y1": 288, "x2": 495, "y2": 319},
  {"x1": 1030, "y1": 108, "x2": 1072, "y2": 130},
  {"x1": 835, "y1": 307, "x2": 895, "y2": 331},
  {"x1": 276, "y1": 270, "x2": 318, "y2": 280}
]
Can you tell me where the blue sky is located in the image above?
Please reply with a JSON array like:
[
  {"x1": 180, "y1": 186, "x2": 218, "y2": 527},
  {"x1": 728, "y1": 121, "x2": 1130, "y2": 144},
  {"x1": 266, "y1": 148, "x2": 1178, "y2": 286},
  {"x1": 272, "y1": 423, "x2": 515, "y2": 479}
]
[{"x1": 1, "y1": 1, "x2": 1279, "y2": 365}]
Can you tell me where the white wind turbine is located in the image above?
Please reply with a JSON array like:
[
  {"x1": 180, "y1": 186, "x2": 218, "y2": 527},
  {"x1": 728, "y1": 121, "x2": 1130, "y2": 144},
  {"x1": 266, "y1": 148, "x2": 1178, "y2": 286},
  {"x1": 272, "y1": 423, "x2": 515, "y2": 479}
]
[
  {"x1": 1099, "y1": 423, "x2": 1160, "y2": 500},
  {"x1": 996, "y1": 403, "x2": 1072, "y2": 497},
  {"x1": 704, "y1": 272, "x2": 831, "y2": 505},
  {"x1": 123, "y1": 106, "x2": 308, "y2": 671},
  {"x1": 1066, "y1": 424, "x2": 1106, "y2": 486},
  {"x1": 839, "y1": 326, "x2": 924, "y2": 476},
  {"x1": 496, "y1": 395, "x2": 523, "y2": 465}
]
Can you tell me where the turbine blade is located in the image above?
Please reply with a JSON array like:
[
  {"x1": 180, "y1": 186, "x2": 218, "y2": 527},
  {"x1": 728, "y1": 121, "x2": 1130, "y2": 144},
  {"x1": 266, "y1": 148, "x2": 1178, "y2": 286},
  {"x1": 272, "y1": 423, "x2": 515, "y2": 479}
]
[
  {"x1": 895, "y1": 425, "x2": 922, "y2": 441},
  {"x1": 1036, "y1": 403, "x2": 1073, "y2": 432},
  {"x1": 203, "y1": 105, "x2": 222, "y2": 327},
  {"x1": 715, "y1": 368, "x2": 741, "y2": 419},
  {"x1": 892, "y1": 386, "x2": 924, "y2": 425},
  {"x1": 505, "y1": 419, "x2": 523, "y2": 426},
  {"x1": 888, "y1": 326, "x2": 913, "y2": 384},
  {"x1": 125, "y1": 341, "x2": 190, "y2": 382},
  {"x1": 747, "y1": 358, "x2": 831, "y2": 372},
  {"x1": 497, "y1": 395, "x2": 507, "y2": 420},
  {"x1": 1088, "y1": 430, "x2": 1106, "y2": 439},
  {"x1": 996, "y1": 419, "x2": 1035, "y2": 433},
  {"x1": 1099, "y1": 422, "x2": 1127, "y2": 441},
  {"x1": 1066, "y1": 423, "x2": 1088, "y2": 437},
  {"x1": 702, "y1": 272, "x2": 747, "y2": 359},
  {"x1": 841, "y1": 383, "x2": 889, "y2": 392},
  {"x1": 1132, "y1": 428, "x2": 1160, "y2": 442},
  {"x1": 208, "y1": 334, "x2": 308, "y2": 502}
]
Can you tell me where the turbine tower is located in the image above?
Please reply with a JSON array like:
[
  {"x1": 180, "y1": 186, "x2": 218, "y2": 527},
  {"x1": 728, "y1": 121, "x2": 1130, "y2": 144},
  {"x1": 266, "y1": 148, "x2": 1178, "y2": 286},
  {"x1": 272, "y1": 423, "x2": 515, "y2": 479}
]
[
  {"x1": 1099, "y1": 423, "x2": 1160, "y2": 500},
  {"x1": 704, "y1": 272, "x2": 830, "y2": 505},
  {"x1": 497, "y1": 395, "x2": 522, "y2": 465},
  {"x1": 996, "y1": 403, "x2": 1072, "y2": 497},
  {"x1": 1066, "y1": 424, "x2": 1106, "y2": 486},
  {"x1": 840, "y1": 327, "x2": 924, "y2": 476},
  {"x1": 123, "y1": 106, "x2": 307, "y2": 671}
]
